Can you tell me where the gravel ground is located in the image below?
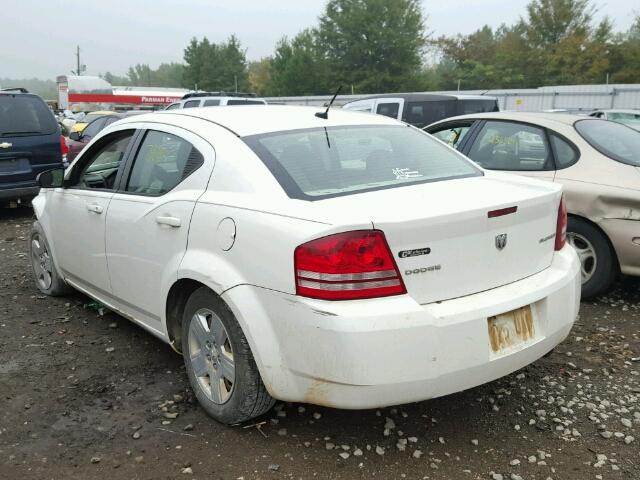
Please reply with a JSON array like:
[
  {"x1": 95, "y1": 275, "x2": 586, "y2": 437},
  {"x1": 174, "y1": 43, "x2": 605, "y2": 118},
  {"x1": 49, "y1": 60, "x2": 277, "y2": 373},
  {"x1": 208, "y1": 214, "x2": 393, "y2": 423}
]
[{"x1": 0, "y1": 206, "x2": 638, "y2": 480}]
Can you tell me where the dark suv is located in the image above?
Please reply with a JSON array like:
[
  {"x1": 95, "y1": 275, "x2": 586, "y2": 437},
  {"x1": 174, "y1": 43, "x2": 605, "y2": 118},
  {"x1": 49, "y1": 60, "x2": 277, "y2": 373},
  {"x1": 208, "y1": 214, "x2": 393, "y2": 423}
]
[{"x1": 0, "y1": 88, "x2": 65, "y2": 203}]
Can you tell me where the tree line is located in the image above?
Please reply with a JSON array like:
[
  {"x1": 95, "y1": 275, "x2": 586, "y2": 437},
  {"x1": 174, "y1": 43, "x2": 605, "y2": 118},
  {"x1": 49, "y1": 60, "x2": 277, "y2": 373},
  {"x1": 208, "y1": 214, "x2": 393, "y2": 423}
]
[{"x1": 99, "y1": 0, "x2": 640, "y2": 96}]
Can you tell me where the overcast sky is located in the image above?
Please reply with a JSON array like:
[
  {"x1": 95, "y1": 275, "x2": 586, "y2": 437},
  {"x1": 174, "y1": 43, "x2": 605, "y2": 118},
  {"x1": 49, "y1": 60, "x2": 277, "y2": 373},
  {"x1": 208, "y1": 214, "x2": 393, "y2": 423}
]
[{"x1": 1, "y1": 0, "x2": 636, "y2": 80}]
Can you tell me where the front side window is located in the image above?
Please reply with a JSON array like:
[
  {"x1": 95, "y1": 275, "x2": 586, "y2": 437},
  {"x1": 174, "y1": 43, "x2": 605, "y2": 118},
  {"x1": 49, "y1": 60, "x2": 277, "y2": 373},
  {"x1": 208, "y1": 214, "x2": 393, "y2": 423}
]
[
  {"x1": 244, "y1": 125, "x2": 481, "y2": 200},
  {"x1": 575, "y1": 119, "x2": 640, "y2": 167},
  {"x1": 429, "y1": 123, "x2": 473, "y2": 149},
  {"x1": 72, "y1": 131, "x2": 134, "y2": 190},
  {"x1": 183, "y1": 100, "x2": 200, "y2": 108},
  {"x1": 376, "y1": 102, "x2": 400, "y2": 119},
  {"x1": 126, "y1": 130, "x2": 204, "y2": 196},
  {"x1": 468, "y1": 121, "x2": 552, "y2": 171}
]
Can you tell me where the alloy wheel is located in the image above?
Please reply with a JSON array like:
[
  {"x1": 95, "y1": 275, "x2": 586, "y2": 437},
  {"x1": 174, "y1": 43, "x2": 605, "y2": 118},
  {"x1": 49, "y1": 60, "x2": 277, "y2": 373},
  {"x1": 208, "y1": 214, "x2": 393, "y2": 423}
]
[
  {"x1": 187, "y1": 308, "x2": 236, "y2": 404},
  {"x1": 567, "y1": 232, "x2": 598, "y2": 284},
  {"x1": 31, "y1": 234, "x2": 53, "y2": 290}
]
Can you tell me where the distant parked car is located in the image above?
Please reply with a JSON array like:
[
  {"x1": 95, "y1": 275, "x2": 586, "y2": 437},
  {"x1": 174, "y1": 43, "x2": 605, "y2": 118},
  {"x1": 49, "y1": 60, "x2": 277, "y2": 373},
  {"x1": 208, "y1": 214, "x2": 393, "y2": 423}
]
[
  {"x1": 588, "y1": 109, "x2": 640, "y2": 131},
  {"x1": 66, "y1": 113, "x2": 123, "y2": 162},
  {"x1": 165, "y1": 91, "x2": 267, "y2": 110},
  {"x1": 0, "y1": 88, "x2": 66, "y2": 203},
  {"x1": 70, "y1": 110, "x2": 116, "y2": 134},
  {"x1": 342, "y1": 93, "x2": 499, "y2": 128},
  {"x1": 425, "y1": 112, "x2": 640, "y2": 297}
]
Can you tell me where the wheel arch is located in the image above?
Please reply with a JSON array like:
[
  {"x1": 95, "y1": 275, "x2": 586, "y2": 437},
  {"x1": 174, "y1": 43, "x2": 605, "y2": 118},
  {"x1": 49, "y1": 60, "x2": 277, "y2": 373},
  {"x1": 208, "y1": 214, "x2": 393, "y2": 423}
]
[
  {"x1": 165, "y1": 278, "x2": 209, "y2": 354},
  {"x1": 567, "y1": 213, "x2": 620, "y2": 272}
]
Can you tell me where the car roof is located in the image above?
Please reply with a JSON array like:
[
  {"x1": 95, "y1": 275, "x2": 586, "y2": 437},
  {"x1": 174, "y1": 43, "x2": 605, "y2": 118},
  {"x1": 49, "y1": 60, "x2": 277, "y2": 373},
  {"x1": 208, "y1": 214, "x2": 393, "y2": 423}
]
[
  {"x1": 594, "y1": 109, "x2": 640, "y2": 114},
  {"x1": 86, "y1": 110, "x2": 116, "y2": 115},
  {"x1": 344, "y1": 93, "x2": 497, "y2": 104},
  {"x1": 121, "y1": 105, "x2": 400, "y2": 137},
  {"x1": 428, "y1": 111, "x2": 592, "y2": 128}
]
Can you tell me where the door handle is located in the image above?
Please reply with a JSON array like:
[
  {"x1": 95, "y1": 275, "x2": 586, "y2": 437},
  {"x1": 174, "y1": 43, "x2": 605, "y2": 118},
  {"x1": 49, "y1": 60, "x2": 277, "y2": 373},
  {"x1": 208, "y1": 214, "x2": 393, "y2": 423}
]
[
  {"x1": 87, "y1": 203, "x2": 103, "y2": 214},
  {"x1": 156, "y1": 215, "x2": 181, "y2": 228}
]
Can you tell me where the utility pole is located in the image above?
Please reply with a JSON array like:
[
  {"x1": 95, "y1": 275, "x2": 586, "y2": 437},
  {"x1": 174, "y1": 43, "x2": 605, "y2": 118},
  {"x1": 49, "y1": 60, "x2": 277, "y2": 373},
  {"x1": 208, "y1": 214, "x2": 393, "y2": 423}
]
[
  {"x1": 72, "y1": 45, "x2": 85, "y2": 76},
  {"x1": 457, "y1": 79, "x2": 461, "y2": 91}
]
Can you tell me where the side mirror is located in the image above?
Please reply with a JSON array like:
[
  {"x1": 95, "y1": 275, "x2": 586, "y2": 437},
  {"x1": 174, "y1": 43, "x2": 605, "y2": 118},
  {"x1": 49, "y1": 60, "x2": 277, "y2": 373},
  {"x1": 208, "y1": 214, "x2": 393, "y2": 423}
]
[
  {"x1": 69, "y1": 131, "x2": 81, "y2": 141},
  {"x1": 37, "y1": 168, "x2": 66, "y2": 188}
]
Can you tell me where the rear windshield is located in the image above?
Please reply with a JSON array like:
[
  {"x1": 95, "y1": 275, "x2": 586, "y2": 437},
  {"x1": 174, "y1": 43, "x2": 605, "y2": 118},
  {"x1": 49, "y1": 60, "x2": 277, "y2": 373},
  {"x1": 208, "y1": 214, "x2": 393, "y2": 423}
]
[
  {"x1": 244, "y1": 125, "x2": 482, "y2": 200},
  {"x1": 575, "y1": 119, "x2": 640, "y2": 167},
  {"x1": 0, "y1": 94, "x2": 58, "y2": 136}
]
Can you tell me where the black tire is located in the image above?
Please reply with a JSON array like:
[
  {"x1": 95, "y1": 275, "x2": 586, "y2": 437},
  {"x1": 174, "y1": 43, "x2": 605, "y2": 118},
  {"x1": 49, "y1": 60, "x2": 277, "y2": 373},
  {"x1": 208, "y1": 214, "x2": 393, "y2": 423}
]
[
  {"x1": 181, "y1": 287, "x2": 275, "y2": 424},
  {"x1": 567, "y1": 217, "x2": 617, "y2": 299},
  {"x1": 29, "y1": 221, "x2": 71, "y2": 296}
]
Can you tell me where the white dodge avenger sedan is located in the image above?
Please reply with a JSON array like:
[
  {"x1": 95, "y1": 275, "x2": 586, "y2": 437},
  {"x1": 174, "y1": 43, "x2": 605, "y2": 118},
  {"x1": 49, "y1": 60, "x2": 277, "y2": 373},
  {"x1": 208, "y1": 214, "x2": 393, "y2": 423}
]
[{"x1": 31, "y1": 105, "x2": 581, "y2": 424}]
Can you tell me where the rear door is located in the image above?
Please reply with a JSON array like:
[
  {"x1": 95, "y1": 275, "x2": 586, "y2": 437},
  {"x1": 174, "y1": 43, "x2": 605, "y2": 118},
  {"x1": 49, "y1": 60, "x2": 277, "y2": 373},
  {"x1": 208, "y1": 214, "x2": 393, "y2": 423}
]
[
  {"x1": 105, "y1": 124, "x2": 215, "y2": 330},
  {"x1": 0, "y1": 93, "x2": 61, "y2": 190},
  {"x1": 462, "y1": 120, "x2": 556, "y2": 181}
]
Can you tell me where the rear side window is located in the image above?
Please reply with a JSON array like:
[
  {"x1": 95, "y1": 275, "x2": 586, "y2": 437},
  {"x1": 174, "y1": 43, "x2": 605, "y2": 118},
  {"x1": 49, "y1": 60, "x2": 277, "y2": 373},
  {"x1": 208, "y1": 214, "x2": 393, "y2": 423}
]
[
  {"x1": 404, "y1": 101, "x2": 456, "y2": 127},
  {"x1": 0, "y1": 94, "x2": 57, "y2": 136},
  {"x1": 376, "y1": 102, "x2": 399, "y2": 119},
  {"x1": 203, "y1": 99, "x2": 220, "y2": 106},
  {"x1": 126, "y1": 130, "x2": 204, "y2": 195},
  {"x1": 456, "y1": 99, "x2": 499, "y2": 115},
  {"x1": 549, "y1": 134, "x2": 578, "y2": 168},
  {"x1": 575, "y1": 119, "x2": 640, "y2": 167},
  {"x1": 244, "y1": 125, "x2": 481, "y2": 200}
]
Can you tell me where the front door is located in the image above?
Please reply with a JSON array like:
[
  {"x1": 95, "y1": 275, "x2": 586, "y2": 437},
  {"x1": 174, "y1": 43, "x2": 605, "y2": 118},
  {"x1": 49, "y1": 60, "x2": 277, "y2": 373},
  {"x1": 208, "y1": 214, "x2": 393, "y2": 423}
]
[
  {"x1": 48, "y1": 129, "x2": 136, "y2": 294},
  {"x1": 105, "y1": 125, "x2": 215, "y2": 331}
]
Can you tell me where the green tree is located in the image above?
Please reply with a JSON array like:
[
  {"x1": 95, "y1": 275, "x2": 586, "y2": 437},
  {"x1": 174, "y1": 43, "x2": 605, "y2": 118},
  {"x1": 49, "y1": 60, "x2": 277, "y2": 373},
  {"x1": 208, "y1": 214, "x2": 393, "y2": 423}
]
[
  {"x1": 522, "y1": 0, "x2": 595, "y2": 48},
  {"x1": 610, "y1": 15, "x2": 640, "y2": 83},
  {"x1": 267, "y1": 30, "x2": 330, "y2": 95},
  {"x1": 183, "y1": 35, "x2": 249, "y2": 91},
  {"x1": 248, "y1": 58, "x2": 273, "y2": 96},
  {"x1": 317, "y1": 0, "x2": 427, "y2": 93}
]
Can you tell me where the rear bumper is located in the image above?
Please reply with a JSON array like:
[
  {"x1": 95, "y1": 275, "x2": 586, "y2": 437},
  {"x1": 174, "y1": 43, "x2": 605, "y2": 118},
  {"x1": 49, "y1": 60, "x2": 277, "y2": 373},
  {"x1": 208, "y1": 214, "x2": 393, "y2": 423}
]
[
  {"x1": 222, "y1": 246, "x2": 581, "y2": 409},
  {"x1": 600, "y1": 218, "x2": 640, "y2": 276},
  {"x1": 0, "y1": 184, "x2": 39, "y2": 200}
]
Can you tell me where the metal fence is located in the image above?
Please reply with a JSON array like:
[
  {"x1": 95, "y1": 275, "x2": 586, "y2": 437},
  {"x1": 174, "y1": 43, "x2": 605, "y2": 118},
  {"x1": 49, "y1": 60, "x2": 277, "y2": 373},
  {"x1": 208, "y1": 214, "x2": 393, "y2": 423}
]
[{"x1": 265, "y1": 84, "x2": 640, "y2": 112}]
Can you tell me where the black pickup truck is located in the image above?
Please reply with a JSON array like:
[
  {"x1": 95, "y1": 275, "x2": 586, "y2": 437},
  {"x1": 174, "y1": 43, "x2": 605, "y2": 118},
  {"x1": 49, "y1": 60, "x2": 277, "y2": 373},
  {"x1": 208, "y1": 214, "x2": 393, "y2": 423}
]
[{"x1": 0, "y1": 88, "x2": 65, "y2": 204}]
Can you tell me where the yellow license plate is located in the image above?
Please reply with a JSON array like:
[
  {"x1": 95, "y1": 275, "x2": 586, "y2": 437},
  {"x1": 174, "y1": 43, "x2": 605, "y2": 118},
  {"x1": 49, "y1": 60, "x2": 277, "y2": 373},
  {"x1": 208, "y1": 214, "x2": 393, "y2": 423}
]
[{"x1": 488, "y1": 305, "x2": 535, "y2": 354}]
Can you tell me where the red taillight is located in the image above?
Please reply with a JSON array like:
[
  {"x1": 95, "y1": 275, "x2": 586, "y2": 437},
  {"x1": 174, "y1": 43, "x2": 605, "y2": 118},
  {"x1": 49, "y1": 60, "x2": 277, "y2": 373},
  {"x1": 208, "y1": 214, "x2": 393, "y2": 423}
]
[
  {"x1": 60, "y1": 135, "x2": 69, "y2": 156},
  {"x1": 555, "y1": 195, "x2": 567, "y2": 251},
  {"x1": 294, "y1": 230, "x2": 406, "y2": 300}
]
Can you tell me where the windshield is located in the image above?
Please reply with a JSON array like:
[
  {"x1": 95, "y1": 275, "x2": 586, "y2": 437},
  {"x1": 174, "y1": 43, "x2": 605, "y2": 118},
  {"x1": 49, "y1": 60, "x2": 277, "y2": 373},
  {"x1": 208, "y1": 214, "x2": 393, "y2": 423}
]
[
  {"x1": 575, "y1": 119, "x2": 640, "y2": 167},
  {"x1": 244, "y1": 125, "x2": 482, "y2": 200},
  {"x1": 0, "y1": 94, "x2": 58, "y2": 136},
  {"x1": 607, "y1": 112, "x2": 640, "y2": 129}
]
